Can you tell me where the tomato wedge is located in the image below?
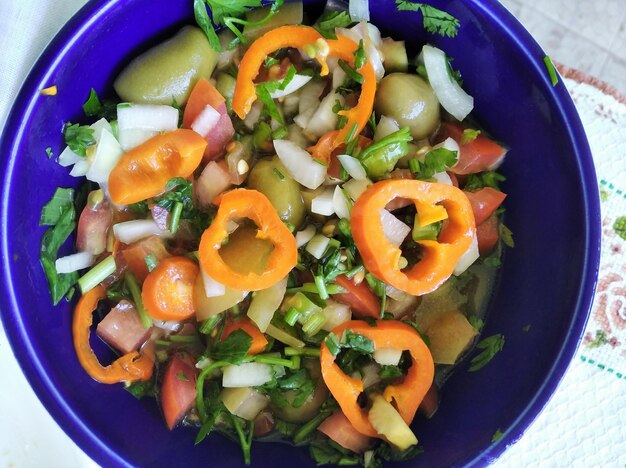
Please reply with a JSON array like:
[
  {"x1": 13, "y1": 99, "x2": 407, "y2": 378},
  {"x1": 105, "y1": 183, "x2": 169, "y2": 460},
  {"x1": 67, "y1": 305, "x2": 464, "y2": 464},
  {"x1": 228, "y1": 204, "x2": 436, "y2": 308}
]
[
  {"x1": 318, "y1": 411, "x2": 372, "y2": 453},
  {"x1": 436, "y1": 122, "x2": 507, "y2": 175},
  {"x1": 464, "y1": 187, "x2": 507, "y2": 225},
  {"x1": 161, "y1": 353, "x2": 198, "y2": 429},
  {"x1": 476, "y1": 214, "x2": 500, "y2": 255},
  {"x1": 332, "y1": 275, "x2": 381, "y2": 319}
]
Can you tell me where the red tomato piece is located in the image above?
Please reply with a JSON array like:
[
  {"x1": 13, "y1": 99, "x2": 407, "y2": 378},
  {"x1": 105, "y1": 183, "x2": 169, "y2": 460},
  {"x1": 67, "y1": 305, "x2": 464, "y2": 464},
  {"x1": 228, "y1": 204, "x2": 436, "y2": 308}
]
[
  {"x1": 332, "y1": 275, "x2": 381, "y2": 319},
  {"x1": 96, "y1": 300, "x2": 152, "y2": 355},
  {"x1": 464, "y1": 187, "x2": 507, "y2": 225},
  {"x1": 76, "y1": 195, "x2": 113, "y2": 255},
  {"x1": 318, "y1": 411, "x2": 372, "y2": 453},
  {"x1": 161, "y1": 353, "x2": 198, "y2": 430},
  {"x1": 183, "y1": 79, "x2": 235, "y2": 161},
  {"x1": 436, "y1": 122, "x2": 507, "y2": 175},
  {"x1": 476, "y1": 214, "x2": 500, "y2": 255}
]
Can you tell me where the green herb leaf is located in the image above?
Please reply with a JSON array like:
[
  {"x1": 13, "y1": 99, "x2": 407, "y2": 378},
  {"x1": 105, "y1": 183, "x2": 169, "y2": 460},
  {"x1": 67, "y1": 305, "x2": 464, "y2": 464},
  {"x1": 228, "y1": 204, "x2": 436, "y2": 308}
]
[
  {"x1": 316, "y1": 10, "x2": 353, "y2": 39},
  {"x1": 82, "y1": 88, "x2": 102, "y2": 116},
  {"x1": 338, "y1": 59, "x2": 364, "y2": 84},
  {"x1": 491, "y1": 428, "x2": 504, "y2": 443},
  {"x1": 396, "y1": 1, "x2": 460, "y2": 37},
  {"x1": 464, "y1": 171, "x2": 506, "y2": 191},
  {"x1": 209, "y1": 328, "x2": 253, "y2": 364},
  {"x1": 467, "y1": 315, "x2": 484, "y2": 331},
  {"x1": 63, "y1": 122, "x2": 95, "y2": 157},
  {"x1": 499, "y1": 223, "x2": 515, "y2": 248},
  {"x1": 379, "y1": 365, "x2": 403, "y2": 380},
  {"x1": 195, "y1": 381, "x2": 226, "y2": 444},
  {"x1": 410, "y1": 147, "x2": 458, "y2": 180},
  {"x1": 354, "y1": 39, "x2": 366, "y2": 69},
  {"x1": 194, "y1": 0, "x2": 222, "y2": 51},
  {"x1": 543, "y1": 55, "x2": 559, "y2": 87},
  {"x1": 309, "y1": 440, "x2": 360, "y2": 465},
  {"x1": 278, "y1": 65, "x2": 297, "y2": 91},
  {"x1": 324, "y1": 332, "x2": 341, "y2": 356},
  {"x1": 340, "y1": 330, "x2": 375, "y2": 354},
  {"x1": 256, "y1": 82, "x2": 285, "y2": 128},
  {"x1": 469, "y1": 333, "x2": 505, "y2": 372},
  {"x1": 39, "y1": 188, "x2": 75, "y2": 226},
  {"x1": 460, "y1": 128, "x2": 481, "y2": 144},
  {"x1": 359, "y1": 127, "x2": 413, "y2": 178},
  {"x1": 176, "y1": 372, "x2": 190, "y2": 381},
  {"x1": 154, "y1": 178, "x2": 211, "y2": 232},
  {"x1": 39, "y1": 189, "x2": 78, "y2": 305},
  {"x1": 124, "y1": 379, "x2": 155, "y2": 399},
  {"x1": 144, "y1": 254, "x2": 159, "y2": 272},
  {"x1": 45, "y1": 147, "x2": 54, "y2": 159}
]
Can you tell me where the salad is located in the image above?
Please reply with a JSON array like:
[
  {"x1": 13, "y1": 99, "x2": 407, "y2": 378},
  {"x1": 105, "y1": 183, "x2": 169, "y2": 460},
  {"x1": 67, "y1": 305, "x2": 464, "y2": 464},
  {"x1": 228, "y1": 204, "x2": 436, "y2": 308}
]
[{"x1": 39, "y1": 0, "x2": 513, "y2": 466}]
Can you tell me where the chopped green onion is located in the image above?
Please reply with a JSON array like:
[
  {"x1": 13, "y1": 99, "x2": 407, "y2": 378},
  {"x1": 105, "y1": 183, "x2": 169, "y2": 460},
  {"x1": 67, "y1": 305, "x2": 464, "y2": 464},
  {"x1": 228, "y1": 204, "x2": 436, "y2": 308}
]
[
  {"x1": 543, "y1": 55, "x2": 559, "y2": 87},
  {"x1": 293, "y1": 408, "x2": 334, "y2": 444},
  {"x1": 77, "y1": 255, "x2": 116, "y2": 294},
  {"x1": 284, "y1": 307, "x2": 301, "y2": 326},
  {"x1": 144, "y1": 253, "x2": 158, "y2": 272},
  {"x1": 199, "y1": 314, "x2": 223, "y2": 335},
  {"x1": 302, "y1": 311, "x2": 326, "y2": 336},
  {"x1": 290, "y1": 355, "x2": 301, "y2": 369},
  {"x1": 169, "y1": 201, "x2": 183, "y2": 233},
  {"x1": 313, "y1": 275, "x2": 329, "y2": 300},
  {"x1": 344, "y1": 264, "x2": 364, "y2": 279},
  {"x1": 124, "y1": 272, "x2": 152, "y2": 328},
  {"x1": 324, "y1": 332, "x2": 341, "y2": 356},
  {"x1": 344, "y1": 122, "x2": 358, "y2": 144}
]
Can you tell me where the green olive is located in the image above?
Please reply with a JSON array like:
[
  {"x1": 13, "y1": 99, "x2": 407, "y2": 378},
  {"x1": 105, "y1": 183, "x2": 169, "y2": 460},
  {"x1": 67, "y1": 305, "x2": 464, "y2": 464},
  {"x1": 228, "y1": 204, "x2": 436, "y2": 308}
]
[
  {"x1": 247, "y1": 156, "x2": 305, "y2": 229},
  {"x1": 374, "y1": 73, "x2": 440, "y2": 140},
  {"x1": 114, "y1": 26, "x2": 218, "y2": 105}
]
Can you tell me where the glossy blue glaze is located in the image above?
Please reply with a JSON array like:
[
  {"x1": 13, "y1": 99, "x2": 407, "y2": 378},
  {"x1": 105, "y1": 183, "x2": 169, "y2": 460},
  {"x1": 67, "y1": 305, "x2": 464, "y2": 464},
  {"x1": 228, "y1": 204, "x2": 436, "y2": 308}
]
[{"x1": 0, "y1": 0, "x2": 600, "y2": 466}]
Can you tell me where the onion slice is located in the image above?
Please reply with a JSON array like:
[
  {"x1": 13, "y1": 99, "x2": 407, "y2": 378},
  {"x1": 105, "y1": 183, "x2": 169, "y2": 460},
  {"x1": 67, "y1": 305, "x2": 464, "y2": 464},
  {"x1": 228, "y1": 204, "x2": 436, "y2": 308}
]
[
  {"x1": 117, "y1": 104, "x2": 179, "y2": 132},
  {"x1": 453, "y1": 234, "x2": 479, "y2": 275},
  {"x1": 311, "y1": 187, "x2": 335, "y2": 216},
  {"x1": 333, "y1": 185, "x2": 352, "y2": 220},
  {"x1": 273, "y1": 139, "x2": 326, "y2": 189},
  {"x1": 270, "y1": 74, "x2": 312, "y2": 99},
  {"x1": 55, "y1": 251, "x2": 95, "y2": 274},
  {"x1": 295, "y1": 225, "x2": 316, "y2": 248},
  {"x1": 201, "y1": 267, "x2": 226, "y2": 298},
  {"x1": 421, "y1": 45, "x2": 474, "y2": 121},
  {"x1": 337, "y1": 154, "x2": 367, "y2": 180},
  {"x1": 112, "y1": 219, "x2": 172, "y2": 244},
  {"x1": 380, "y1": 209, "x2": 411, "y2": 247}
]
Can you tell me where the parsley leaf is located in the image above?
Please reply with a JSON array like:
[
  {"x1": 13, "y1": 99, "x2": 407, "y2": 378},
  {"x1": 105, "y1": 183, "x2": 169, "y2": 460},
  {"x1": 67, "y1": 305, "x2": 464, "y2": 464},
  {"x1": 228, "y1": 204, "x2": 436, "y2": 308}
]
[
  {"x1": 410, "y1": 147, "x2": 458, "y2": 180},
  {"x1": 124, "y1": 379, "x2": 155, "y2": 399},
  {"x1": 395, "y1": 1, "x2": 460, "y2": 37},
  {"x1": 491, "y1": 428, "x2": 504, "y2": 443},
  {"x1": 45, "y1": 147, "x2": 54, "y2": 159},
  {"x1": 379, "y1": 365, "x2": 403, "y2": 380},
  {"x1": 309, "y1": 440, "x2": 360, "y2": 466},
  {"x1": 464, "y1": 171, "x2": 506, "y2": 191},
  {"x1": 195, "y1": 381, "x2": 226, "y2": 444},
  {"x1": 82, "y1": 88, "x2": 102, "y2": 116},
  {"x1": 194, "y1": 0, "x2": 221, "y2": 51},
  {"x1": 39, "y1": 188, "x2": 78, "y2": 305},
  {"x1": 316, "y1": 10, "x2": 353, "y2": 39},
  {"x1": 209, "y1": 328, "x2": 253, "y2": 364},
  {"x1": 461, "y1": 128, "x2": 481, "y2": 144},
  {"x1": 63, "y1": 122, "x2": 95, "y2": 157},
  {"x1": 468, "y1": 333, "x2": 505, "y2": 372},
  {"x1": 154, "y1": 178, "x2": 211, "y2": 232},
  {"x1": 499, "y1": 223, "x2": 515, "y2": 248},
  {"x1": 341, "y1": 330, "x2": 375, "y2": 353}
]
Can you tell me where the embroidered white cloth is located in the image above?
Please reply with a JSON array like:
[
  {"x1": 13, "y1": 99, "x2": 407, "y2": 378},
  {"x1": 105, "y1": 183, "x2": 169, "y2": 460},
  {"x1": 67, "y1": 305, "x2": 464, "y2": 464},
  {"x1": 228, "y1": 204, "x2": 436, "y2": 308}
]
[{"x1": 0, "y1": 1, "x2": 624, "y2": 466}]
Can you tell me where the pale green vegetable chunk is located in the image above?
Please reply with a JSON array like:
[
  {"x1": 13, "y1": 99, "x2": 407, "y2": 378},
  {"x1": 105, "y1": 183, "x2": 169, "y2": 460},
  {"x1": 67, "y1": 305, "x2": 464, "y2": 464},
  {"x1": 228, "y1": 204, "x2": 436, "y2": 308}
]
[
  {"x1": 114, "y1": 26, "x2": 218, "y2": 105},
  {"x1": 368, "y1": 394, "x2": 418, "y2": 450}
]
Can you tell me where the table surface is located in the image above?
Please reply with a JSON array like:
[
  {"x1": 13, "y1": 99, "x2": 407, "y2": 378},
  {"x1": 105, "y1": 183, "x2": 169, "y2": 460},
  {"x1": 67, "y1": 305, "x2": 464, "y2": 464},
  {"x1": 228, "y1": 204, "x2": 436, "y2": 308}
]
[{"x1": 0, "y1": 0, "x2": 624, "y2": 467}]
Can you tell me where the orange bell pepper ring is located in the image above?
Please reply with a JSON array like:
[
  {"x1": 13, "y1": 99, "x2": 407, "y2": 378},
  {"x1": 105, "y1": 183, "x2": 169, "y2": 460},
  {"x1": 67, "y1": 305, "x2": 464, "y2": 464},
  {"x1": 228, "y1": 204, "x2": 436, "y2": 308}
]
[
  {"x1": 351, "y1": 179, "x2": 476, "y2": 296},
  {"x1": 320, "y1": 320, "x2": 434, "y2": 437},
  {"x1": 108, "y1": 129, "x2": 207, "y2": 205},
  {"x1": 232, "y1": 25, "x2": 376, "y2": 147},
  {"x1": 73, "y1": 285, "x2": 153, "y2": 384},
  {"x1": 198, "y1": 189, "x2": 297, "y2": 291}
]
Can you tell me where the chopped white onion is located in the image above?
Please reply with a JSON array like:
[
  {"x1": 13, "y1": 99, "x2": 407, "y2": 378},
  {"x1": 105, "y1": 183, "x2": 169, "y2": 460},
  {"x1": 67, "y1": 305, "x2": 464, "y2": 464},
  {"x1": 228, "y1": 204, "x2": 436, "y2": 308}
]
[
  {"x1": 321, "y1": 301, "x2": 352, "y2": 332},
  {"x1": 421, "y1": 45, "x2": 474, "y2": 121},
  {"x1": 298, "y1": 80, "x2": 325, "y2": 117},
  {"x1": 373, "y1": 347, "x2": 403, "y2": 366},
  {"x1": 352, "y1": 362, "x2": 381, "y2": 389},
  {"x1": 112, "y1": 219, "x2": 172, "y2": 244},
  {"x1": 222, "y1": 363, "x2": 274, "y2": 388},
  {"x1": 152, "y1": 320, "x2": 182, "y2": 333},
  {"x1": 453, "y1": 234, "x2": 479, "y2": 275},
  {"x1": 270, "y1": 74, "x2": 313, "y2": 99},
  {"x1": 191, "y1": 104, "x2": 221, "y2": 137},
  {"x1": 311, "y1": 187, "x2": 335, "y2": 216},
  {"x1": 69, "y1": 159, "x2": 90, "y2": 177},
  {"x1": 380, "y1": 209, "x2": 411, "y2": 247},
  {"x1": 332, "y1": 64, "x2": 347, "y2": 90},
  {"x1": 295, "y1": 225, "x2": 316, "y2": 248},
  {"x1": 273, "y1": 139, "x2": 326, "y2": 190},
  {"x1": 385, "y1": 284, "x2": 407, "y2": 302},
  {"x1": 333, "y1": 185, "x2": 352, "y2": 220},
  {"x1": 337, "y1": 154, "x2": 367, "y2": 180},
  {"x1": 305, "y1": 92, "x2": 343, "y2": 137},
  {"x1": 306, "y1": 234, "x2": 330, "y2": 259},
  {"x1": 221, "y1": 387, "x2": 269, "y2": 421},
  {"x1": 201, "y1": 267, "x2": 226, "y2": 298},
  {"x1": 373, "y1": 115, "x2": 400, "y2": 141},
  {"x1": 283, "y1": 93, "x2": 301, "y2": 117},
  {"x1": 432, "y1": 172, "x2": 453, "y2": 185},
  {"x1": 293, "y1": 109, "x2": 315, "y2": 129},
  {"x1": 89, "y1": 118, "x2": 113, "y2": 143},
  {"x1": 196, "y1": 161, "x2": 232, "y2": 208},
  {"x1": 55, "y1": 251, "x2": 94, "y2": 274},
  {"x1": 86, "y1": 128, "x2": 124, "y2": 183},
  {"x1": 58, "y1": 146, "x2": 82, "y2": 167},
  {"x1": 243, "y1": 101, "x2": 263, "y2": 130},
  {"x1": 118, "y1": 128, "x2": 158, "y2": 151},
  {"x1": 343, "y1": 177, "x2": 372, "y2": 202},
  {"x1": 349, "y1": 0, "x2": 370, "y2": 21},
  {"x1": 117, "y1": 104, "x2": 179, "y2": 132},
  {"x1": 337, "y1": 23, "x2": 384, "y2": 81},
  {"x1": 247, "y1": 277, "x2": 288, "y2": 332}
]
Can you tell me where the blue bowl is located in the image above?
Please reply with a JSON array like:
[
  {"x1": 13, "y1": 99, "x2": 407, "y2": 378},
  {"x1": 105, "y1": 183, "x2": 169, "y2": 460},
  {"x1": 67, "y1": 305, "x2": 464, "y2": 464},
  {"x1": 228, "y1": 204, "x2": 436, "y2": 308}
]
[{"x1": 0, "y1": 0, "x2": 600, "y2": 466}]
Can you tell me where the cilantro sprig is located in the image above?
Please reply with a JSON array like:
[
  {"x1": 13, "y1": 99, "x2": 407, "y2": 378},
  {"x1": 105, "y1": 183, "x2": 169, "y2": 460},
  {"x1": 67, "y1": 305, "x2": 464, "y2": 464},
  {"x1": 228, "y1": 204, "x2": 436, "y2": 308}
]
[
  {"x1": 468, "y1": 333, "x2": 505, "y2": 371},
  {"x1": 396, "y1": 1, "x2": 460, "y2": 37},
  {"x1": 409, "y1": 147, "x2": 458, "y2": 180}
]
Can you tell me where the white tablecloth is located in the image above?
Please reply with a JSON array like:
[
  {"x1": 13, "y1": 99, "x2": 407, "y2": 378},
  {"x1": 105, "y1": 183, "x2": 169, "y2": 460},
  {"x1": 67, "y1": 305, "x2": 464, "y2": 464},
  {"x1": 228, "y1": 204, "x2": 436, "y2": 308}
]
[{"x1": 1, "y1": 1, "x2": 624, "y2": 467}]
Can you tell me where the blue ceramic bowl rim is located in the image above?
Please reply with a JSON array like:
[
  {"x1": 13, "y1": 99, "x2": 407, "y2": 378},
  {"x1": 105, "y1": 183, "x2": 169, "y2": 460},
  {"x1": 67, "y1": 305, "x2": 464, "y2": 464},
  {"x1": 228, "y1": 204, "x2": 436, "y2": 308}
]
[{"x1": 0, "y1": 0, "x2": 601, "y2": 466}]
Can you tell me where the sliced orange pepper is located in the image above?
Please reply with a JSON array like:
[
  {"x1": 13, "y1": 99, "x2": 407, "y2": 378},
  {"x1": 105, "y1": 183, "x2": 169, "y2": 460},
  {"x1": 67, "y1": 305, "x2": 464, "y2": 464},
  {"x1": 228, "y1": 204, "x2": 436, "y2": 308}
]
[
  {"x1": 308, "y1": 130, "x2": 372, "y2": 165},
  {"x1": 198, "y1": 189, "x2": 297, "y2": 291},
  {"x1": 73, "y1": 285, "x2": 153, "y2": 384},
  {"x1": 232, "y1": 25, "x2": 376, "y2": 147},
  {"x1": 332, "y1": 275, "x2": 380, "y2": 319},
  {"x1": 351, "y1": 180, "x2": 475, "y2": 296},
  {"x1": 120, "y1": 236, "x2": 171, "y2": 282},
  {"x1": 108, "y1": 129, "x2": 207, "y2": 205},
  {"x1": 221, "y1": 317, "x2": 268, "y2": 355},
  {"x1": 142, "y1": 256, "x2": 199, "y2": 321},
  {"x1": 320, "y1": 320, "x2": 434, "y2": 437}
]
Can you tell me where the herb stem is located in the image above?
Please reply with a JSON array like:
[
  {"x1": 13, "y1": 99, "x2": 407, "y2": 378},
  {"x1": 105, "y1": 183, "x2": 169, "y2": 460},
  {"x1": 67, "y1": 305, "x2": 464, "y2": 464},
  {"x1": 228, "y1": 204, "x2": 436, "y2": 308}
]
[
  {"x1": 252, "y1": 354, "x2": 295, "y2": 368},
  {"x1": 199, "y1": 314, "x2": 223, "y2": 335},
  {"x1": 284, "y1": 346, "x2": 321, "y2": 357},
  {"x1": 124, "y1": 272, "x2": 152, "y2": 328},
  {"x1": 293, "y1": 408, "x2": 333, "y2": 445},
  {"x1": 169, "y1": 201, "x2": 183, "y2": 233},
  {"x1": 77, "y1": 255, "x2": 116, "y2": 294}
]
